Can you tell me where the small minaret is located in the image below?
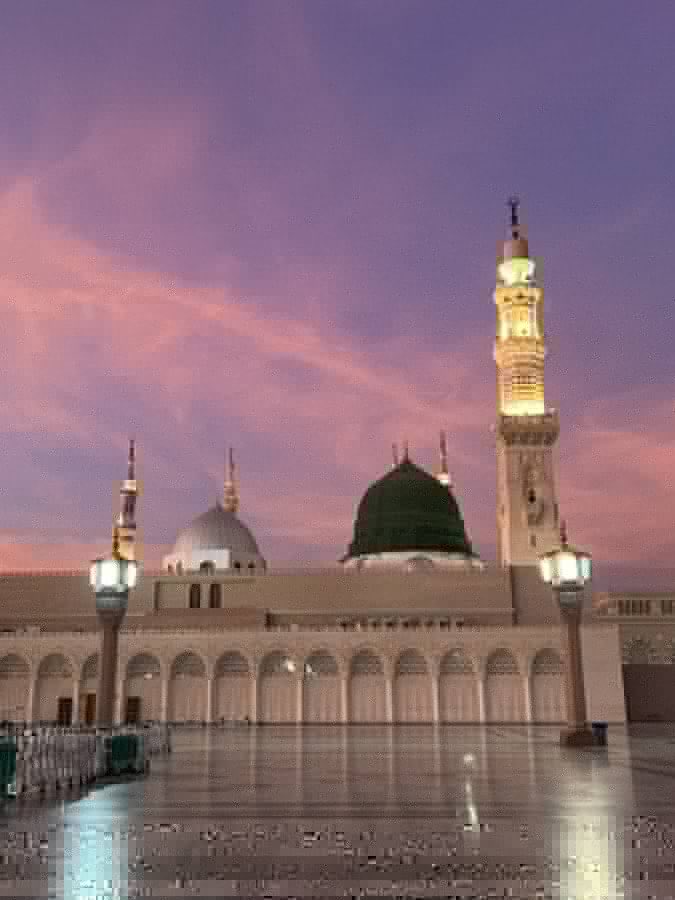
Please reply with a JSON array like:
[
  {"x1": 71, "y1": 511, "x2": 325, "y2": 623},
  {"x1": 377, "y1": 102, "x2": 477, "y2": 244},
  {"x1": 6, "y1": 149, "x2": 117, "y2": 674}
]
[
  {"x1": 401, "y1": 440, "x2": 410, "y2": 462},
  {"x1": 115, "y1": 438, "x2": 138, "y2": 562},
  {"x1": 391, "y1": 443, "x2": 399, "y2": 469},
  {"x1": 437, "y1": 430, "x2": 452, "y2": 488},
  {"x1": 223, "y1": 447, "x2": 239, "y2": 513}
]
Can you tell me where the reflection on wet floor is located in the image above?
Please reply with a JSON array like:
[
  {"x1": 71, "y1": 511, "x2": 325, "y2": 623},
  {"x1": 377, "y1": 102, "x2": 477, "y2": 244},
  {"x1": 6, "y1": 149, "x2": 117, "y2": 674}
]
[{"x1": 2, "y1": 724, "x2": 674, "y2": 897}]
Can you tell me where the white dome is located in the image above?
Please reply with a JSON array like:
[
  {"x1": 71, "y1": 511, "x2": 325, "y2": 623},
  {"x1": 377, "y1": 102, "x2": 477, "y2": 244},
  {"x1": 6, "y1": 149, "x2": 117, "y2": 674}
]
[{"x1": 173, "y1": 503, "x2": 261, "y2": 556}]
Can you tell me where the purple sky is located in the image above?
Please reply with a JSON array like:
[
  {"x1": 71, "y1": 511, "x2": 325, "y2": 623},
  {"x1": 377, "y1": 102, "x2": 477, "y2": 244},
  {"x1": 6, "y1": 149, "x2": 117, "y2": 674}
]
[{"x1": 1, "y1": 2, "x2": 674, "y2": 586}]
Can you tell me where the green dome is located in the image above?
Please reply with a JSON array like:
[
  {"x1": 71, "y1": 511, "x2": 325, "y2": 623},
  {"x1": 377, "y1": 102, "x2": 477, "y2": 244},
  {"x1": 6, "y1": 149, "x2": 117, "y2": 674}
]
[{"x1": 346, "y1": 459, "x2": 475, "y2": 559}]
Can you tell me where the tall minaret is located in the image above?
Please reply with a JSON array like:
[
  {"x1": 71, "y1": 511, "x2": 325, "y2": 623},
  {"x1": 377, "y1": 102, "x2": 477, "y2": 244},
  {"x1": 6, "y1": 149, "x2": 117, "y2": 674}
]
[
  {"x1": 223, "y1": 447, "x2": 239, "y2": 513},
  {"x1": 437, "y1": 430, "x2": 452, "y2": 488},
  {"x1": 494, "y1": 198, "x2": 560, "y2": 566},
  {"x1": 115, "y1": 438, "x2": 138, "y2": 562}
]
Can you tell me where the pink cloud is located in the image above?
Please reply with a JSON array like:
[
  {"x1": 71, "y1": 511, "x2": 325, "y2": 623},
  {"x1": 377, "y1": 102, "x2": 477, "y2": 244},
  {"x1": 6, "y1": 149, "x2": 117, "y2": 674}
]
[{"x1": 0, "y1": 111, "x2": 671, "y2": 575}]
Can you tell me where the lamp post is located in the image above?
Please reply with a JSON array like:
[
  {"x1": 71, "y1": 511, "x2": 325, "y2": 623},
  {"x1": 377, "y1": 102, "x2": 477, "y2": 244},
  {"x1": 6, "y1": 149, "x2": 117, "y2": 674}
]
[
  {"x1": 90, "y1": 529, "x2": 138, "y2": 727},
  {"x1": 539, "y1": 521, "x2": 594, "y2": 747}
]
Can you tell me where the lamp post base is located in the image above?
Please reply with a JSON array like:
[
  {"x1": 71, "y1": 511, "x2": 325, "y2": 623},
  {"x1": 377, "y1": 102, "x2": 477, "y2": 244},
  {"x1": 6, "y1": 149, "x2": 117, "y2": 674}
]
[{"x1": 559, "y1": 727, "x2": 595, "y2": 747}]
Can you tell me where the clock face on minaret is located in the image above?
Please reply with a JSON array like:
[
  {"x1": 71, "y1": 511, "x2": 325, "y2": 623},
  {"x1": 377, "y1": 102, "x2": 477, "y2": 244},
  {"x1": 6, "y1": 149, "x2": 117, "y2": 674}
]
[{"x1": 493, "y1": 200, "x2": 560, "y2": 566}]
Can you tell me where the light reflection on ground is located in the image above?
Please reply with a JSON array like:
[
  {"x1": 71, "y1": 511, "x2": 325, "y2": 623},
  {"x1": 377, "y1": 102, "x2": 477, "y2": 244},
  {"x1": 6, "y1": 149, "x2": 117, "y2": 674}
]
[{"x1": 2, "y1": 724, "x2": 674, "y2": 898}]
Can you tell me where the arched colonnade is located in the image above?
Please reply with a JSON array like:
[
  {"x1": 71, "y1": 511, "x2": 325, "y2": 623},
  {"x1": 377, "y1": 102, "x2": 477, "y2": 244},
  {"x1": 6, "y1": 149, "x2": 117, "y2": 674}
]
[{"x1": 0, "y1": 646, "x2": 566, "y2": 725}]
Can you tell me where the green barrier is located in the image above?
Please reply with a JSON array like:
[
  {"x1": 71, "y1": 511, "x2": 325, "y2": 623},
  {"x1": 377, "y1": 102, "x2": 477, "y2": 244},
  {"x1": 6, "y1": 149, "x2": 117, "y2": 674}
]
[
  {"x1": 109, "y1": 734, "x2": 145, "y2": 775},
  {"x1": 0, "y1": 739, "x2": 17, "y2": 796}
]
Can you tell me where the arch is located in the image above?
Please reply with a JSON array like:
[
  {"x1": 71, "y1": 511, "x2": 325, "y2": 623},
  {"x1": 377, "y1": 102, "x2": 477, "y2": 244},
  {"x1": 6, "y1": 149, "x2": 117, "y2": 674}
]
[
  {"x1": 349, "y1": 649, "x2": 386, "y2": 722},
  {"x1": 259, "y1": 651, "x2": 297, "y2": 723},
  {"x1": 395, "y1": 649, "x2": 428, "y2": 675},
  {"x1": 209, "y1": 583, "x2": 222, "y2": 609},
  {"x1": 126, "y1": 653, "x2": 161, "y2": 678},
  {"x1": 214, "y1": 651, "x2": 250, "y2": 722},
  {"x1": 0, "y1": 653, "x2": 29, "y2": 677},
  {"x1": 81, "y1": 654, "x2": 98, "y2": 681},
  {"x1": 170, "y1": 651, "x2": 207, "y2": 678},
  {"x1": 394, "y1": 650, "x2": 431, "y2": 722},
  {"x1": 189, "y1": 584, "x2": 201, "y2": 609},
  {"x1": 305, "y1": 650, "x2": 339, "y2": 676},
  {"x1": 169, "y1": 651, "x2": 207, "y2": 723},
  {"x1": 0, "y1": 653, "x2": 30, "y2": 723},
  {"x1": 200, "y1": 561, "x2": 215, "y2": 575},
  {"x1": 215, "y1": 651, "x2": 250, "y2": 676},
  {"x1": 439, "y1": 648, "x2": 479, "y2": 723},
  {"x1": 303, "y1": 651, "x2": 340, "y2": 723},
  {"x1": 530, "y1": 648, "x2": 564, "y2": 723},
  {"x1": 486, "y1": 648, "x2": 520, "y2": 675},
  {"x1": 35, "y1": 653, "x2": 74, "y2": 723},
  {"x1": 485, "y1": 648, "x2": 525, "y2": 723},
  {"x1": 350, "y1": 649, "x2": 384, "y2": 676},
  {"x1": 124, "y1": 652, "x2": 162, "y2": 723},
  {"x1": 37, "y1": 653, "x2": 73, "y2": 678}
]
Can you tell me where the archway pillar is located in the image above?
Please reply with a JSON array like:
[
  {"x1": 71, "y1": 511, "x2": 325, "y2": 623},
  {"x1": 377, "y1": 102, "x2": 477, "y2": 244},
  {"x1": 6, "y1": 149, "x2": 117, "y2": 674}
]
[
  {"x1": 431, "y1": 671, "x2": 440, "y2": 725},
  {"x1": 296, "y1": 674, "x2": 303, "y2": 723},
  {"x1": 114, "y1": 677, "x2": 124, "y2": 725},
  {"x1": 340, "y1": 675, "x2": 349, "y2": 723},
  {"x1": 477, "y1": 674, "x2": 487, "y2": 724},
  {"x1": 250, "y1": 674, "x2": 258, "y2": 723},
  {"x1": 26, "y1": 676, "x2": 36, "y2": 724},
  {"x1": 206, "y1": 675, "x2": 214, "y2": 724},
  {"x1": 160, "y1": 676, "x2": 169, "y2": 723},
  {"x1": 523, "y1": 674, "x2": 532, "y2": 724},
  {"x1": 71, "y1": 678, "x2": 81, "y2": 725},
  {"x1": 384, "y1": 661, "x2": 394, "y2": 723}
]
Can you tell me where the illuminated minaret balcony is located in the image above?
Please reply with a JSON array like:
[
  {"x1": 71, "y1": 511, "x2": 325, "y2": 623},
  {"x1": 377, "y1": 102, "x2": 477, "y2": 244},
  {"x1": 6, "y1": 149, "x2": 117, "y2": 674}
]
[{"x1": 494, "y1": 197, "x2": 546, "y2": 418}]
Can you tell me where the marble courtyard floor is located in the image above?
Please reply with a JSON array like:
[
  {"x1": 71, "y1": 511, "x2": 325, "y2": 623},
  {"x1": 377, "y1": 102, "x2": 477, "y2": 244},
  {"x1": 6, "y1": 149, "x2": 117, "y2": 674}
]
[{"x1": 2, "y1": 724, "x2": 675, "y2": 898}]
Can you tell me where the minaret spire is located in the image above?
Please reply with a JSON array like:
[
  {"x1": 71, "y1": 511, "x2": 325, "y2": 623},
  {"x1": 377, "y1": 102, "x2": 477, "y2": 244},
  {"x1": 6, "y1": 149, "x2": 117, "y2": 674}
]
[
  {"x1": 507, "y1": 195, "x2": 520, "y2": 238},
  {"x1": 437, "y1": 430, "x2": 452, "y2": 488},
  {"x1": 223, "y1": 447, "x2": 239, "y2": 513},
  {"x1": 391, "y1": 442, "x2": 399, "y2": 469},
  {"x1": 115, "y1": 437, "x2": 138, "y2": 562},
  {"x1": 402, "y1": 440, "x2": 409, "y2": 462}
]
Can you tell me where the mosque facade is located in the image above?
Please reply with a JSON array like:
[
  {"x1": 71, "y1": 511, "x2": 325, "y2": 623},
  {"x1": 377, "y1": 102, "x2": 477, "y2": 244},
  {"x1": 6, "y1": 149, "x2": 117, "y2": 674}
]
[{"x1": 0, "y1": 205, "x2": 672, "y2": 726}]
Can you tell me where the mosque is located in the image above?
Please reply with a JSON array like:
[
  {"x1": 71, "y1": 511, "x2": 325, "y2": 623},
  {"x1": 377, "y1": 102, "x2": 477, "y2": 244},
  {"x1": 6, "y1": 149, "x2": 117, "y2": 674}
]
[{"x1": 0, "y1": 204, "x2": 671, "y2": 727}]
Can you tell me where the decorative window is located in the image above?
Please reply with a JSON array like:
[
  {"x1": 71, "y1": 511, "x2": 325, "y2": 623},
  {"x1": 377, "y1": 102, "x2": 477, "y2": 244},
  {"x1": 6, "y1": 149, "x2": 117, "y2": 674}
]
[{"x1": 200, "y1": 561, "x2": 215, "y2": 575}]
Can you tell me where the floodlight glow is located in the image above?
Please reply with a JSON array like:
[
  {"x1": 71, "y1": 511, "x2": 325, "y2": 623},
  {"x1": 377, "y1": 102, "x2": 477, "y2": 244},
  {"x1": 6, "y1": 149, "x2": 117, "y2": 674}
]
[{"x1": 498, "y1": 257, "x2": 535, "y2": 286}]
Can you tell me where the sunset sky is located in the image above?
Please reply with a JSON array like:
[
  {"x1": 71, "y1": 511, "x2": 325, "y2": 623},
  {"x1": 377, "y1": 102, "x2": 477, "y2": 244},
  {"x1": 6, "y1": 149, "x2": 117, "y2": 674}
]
[{"x1": 1, "y1": 2, "x2": 673, "y2": 587}]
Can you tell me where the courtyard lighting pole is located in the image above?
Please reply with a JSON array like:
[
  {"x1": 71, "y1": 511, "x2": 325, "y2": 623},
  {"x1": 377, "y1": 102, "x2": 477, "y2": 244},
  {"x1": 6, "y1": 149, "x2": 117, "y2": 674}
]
[
  {"x1": 90, "y1": 529, "x2": 138, "y2": 727},
  {"x1": 539, "y1": 521, "x2": 594, "y2": 747}
]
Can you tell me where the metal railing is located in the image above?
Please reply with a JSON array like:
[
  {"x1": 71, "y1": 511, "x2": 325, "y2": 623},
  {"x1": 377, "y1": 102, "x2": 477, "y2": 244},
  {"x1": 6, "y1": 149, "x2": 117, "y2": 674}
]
[
  {"x1": 594, "y1": 594, "x2": 675, "y2": 618},
  {"x1": 0, "y1": 722, "x2": 171, "y2": 798}
]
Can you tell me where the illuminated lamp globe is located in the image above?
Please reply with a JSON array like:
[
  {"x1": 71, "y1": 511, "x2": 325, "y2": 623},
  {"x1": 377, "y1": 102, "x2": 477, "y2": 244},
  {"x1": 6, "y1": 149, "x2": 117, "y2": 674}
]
[
  {"x1": 539, "y1": 521, "x2": 591, "y2": 603},
  {"x1": 90, "y1": 534, "x2": 138, "y2": 610}
]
